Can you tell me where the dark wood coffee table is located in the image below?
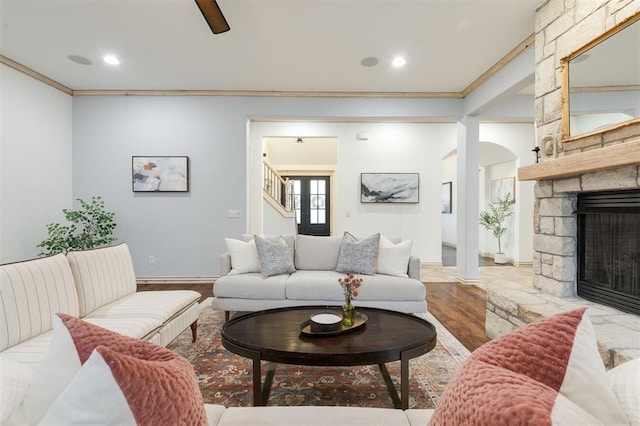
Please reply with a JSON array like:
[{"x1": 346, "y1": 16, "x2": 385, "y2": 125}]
[{"x1": 221, "y1": 306, "x2": 437, "y2": 409}]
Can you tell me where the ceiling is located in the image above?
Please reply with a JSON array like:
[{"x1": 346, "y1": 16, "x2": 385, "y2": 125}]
[{"x1": 0, "y1": 0, "x2": 539, "y2": 93}]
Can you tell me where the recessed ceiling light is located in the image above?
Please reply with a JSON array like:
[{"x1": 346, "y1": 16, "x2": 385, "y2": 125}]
[
  {"x1": 392, "y1": 56, "x2": 406, "y2": 68},
  {"x1": 103, "y1": 55, "x2": 120, "y2": 65},
  {"x1": 361, "y1": 57, "x2": 379, "y2": 67}
]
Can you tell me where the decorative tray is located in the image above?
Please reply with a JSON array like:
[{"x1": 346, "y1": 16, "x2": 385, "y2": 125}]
[{"x1": 300, "y1": 312, "x2": 368, "y2": 337}]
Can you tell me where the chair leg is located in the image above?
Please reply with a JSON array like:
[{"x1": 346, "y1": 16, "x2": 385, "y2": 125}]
[
  {"x1": 225, "y1": 311, "x2": 230, "y2": 322},
  {"x1": 190, "y1": 321, "x2": 198, "y2": 342}
]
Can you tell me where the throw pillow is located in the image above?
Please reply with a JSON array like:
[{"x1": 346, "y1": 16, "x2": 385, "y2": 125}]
[
  {"x1": 376, "y1": 235, "x2": 412, "y2": 277},
  {"x1": 430, "y1": 357, "x2": 604, "y2": 425},
  {"x1": 335, "y1": 232, "x2": 380, "y2": 275},
  {"x1": 607, "y1": 357, "x2": 640, "y2": 425},
  {"x1": 430, "y1": 308, "x2": 628, "y2": 426},
  {"x1": 40, "y1": 345, "x2": 206, "y2": 425},
  {"x1": 224, "y1": 238, "x2": 261, "y2": 274},
  {"x1": 21, "y1": 313, "x2": 207, "y2": 425},
  {"x1": 241, "y1": 233, "x2": 295, "y2": 254},
  {"x1": 254, "y1": 235, "x2": 296, "y2": 278}
]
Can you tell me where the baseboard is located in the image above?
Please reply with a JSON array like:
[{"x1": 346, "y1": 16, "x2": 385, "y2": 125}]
[
  {"x1": 455, "y1": 275, "x2": 481, "y2": 285},
  {"x1": 136, "y1": 276, "x2": 217, "y2": 285},
  {"x1": 421, "y1": 261, "x2": 443, "y2": 267}
]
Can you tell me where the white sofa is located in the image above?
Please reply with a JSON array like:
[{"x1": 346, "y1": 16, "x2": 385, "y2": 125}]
[
  {"x1": 0, "y1": 243, "x2": 200, "y2": 370},
  {"x1": 211, "y1": 234, "x2": 427, "y2": 320},
  {"x1": 2, "y1": 248, "x2": 638, "y2": 425},
  {"x1": 204, "y1": 405, "x2": 433, "y2": 425}
]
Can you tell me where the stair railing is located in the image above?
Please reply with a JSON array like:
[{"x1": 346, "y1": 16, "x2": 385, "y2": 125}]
[{"x1": 263, "y1": 161, "x2": 294, "y2": 213}]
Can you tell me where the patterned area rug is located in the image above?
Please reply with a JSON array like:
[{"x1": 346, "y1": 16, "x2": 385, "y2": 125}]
[{"x1": 168, "y1": 299, "x2": 469, "y2": 409}]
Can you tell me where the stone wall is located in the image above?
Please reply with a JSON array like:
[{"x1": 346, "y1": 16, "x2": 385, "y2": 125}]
[
  {"x1": 535, "y1": 0, "x2": 640, "y2": 155},
  {"x1": 533, "y1": 0, "x2": 640, "y2": 296},
  {"x1": 486, "y1": 0, "x2": 640, "y2": 368}
]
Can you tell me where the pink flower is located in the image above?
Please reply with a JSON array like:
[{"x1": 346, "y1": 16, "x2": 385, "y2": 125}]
[{"x1": 338, "y1": 274, "x2": 363, "y2": 301}]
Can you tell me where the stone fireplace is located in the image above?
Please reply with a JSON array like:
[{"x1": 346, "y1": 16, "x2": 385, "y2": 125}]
[{"x1": 485, "y1": 0, "x2": 640, "y2": 368}]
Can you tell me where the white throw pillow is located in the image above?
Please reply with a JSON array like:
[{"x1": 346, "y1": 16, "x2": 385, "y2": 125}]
[
  {"x1": 21, "y1": 317, "x2": 83, "y2": 424},
  {"x1": 40, "y1": 345, "x2": 207, "y2": 425},
  {"x1": 607, "y1": 357, "x2": 640, "y2": 425},
  {"x1": 0, "y1": 359, "x2": 34, "y2": 424},
  {"x1": 376, "y1": 235, "x2": 412, "y2": 277},
  {"x1": 224, "y1": 238, "x2": 261, "y2": 274}
]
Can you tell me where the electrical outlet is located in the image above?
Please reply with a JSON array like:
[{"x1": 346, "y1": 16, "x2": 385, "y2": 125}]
[
  {"x1": 227, "y1": 210, "x2": 242, "y2": 218},
  {"x1": 148, "y1": 256, "x2": 155, "y2": 265}
]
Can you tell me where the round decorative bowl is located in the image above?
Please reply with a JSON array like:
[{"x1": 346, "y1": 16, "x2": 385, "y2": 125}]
[{"x1": 309, "y1": 312, "x2": 343, "y2": 333}]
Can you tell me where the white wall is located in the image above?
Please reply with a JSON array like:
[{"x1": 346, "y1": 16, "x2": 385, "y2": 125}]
[
  {"x1": 0, "y1": 64, "x2": 72, "y2": 262},
  {"x1": 0, "y1": 77, "x2": 533, "y2": 272},
  {"x1": 439, "y1": 123, "x2": 535, "y2": 264},
  {"x1": 250, "y1": 121, "x2": 457, "y2": 264},
  {"x1": 72, "y1": 96, "x2": 463, "y2": 276},
  {"x1": 481, "y1": 160, "x2": 517, "y2": 257},
  {"x1": 479, "y1": 123, "x2": 535, "y2": 264}
]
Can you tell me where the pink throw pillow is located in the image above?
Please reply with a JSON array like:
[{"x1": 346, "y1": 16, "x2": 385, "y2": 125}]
[
  {"x1": 430, "y1": 308, "x2": 628, "y2": 425},
  {"x1": 25, "y1": 313, "x2": 207, "y2": 425}
]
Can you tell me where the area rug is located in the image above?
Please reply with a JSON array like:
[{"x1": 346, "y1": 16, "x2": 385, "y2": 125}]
[{"x1": 168, "y1": 299, "x2": 469, "y2": 409}]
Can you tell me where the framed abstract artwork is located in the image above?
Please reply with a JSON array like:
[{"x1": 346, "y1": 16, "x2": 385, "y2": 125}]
[
  {"x1": 361, "y1": 173, "x2": 419, "y2": 203},
  {"x1": 132, "y1": 156, "x2": 189, "y2": 192},
  {"x1": 442, "y1": 182, "x2": 452, "y2": 213},
  {"x1": 491, "y1": 177, "x2": 515, "y2": 203}
]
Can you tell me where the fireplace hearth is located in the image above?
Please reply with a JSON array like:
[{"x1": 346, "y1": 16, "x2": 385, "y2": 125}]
[{"x1": 577, "y1": 190, "x2": 640, "y2": 315}]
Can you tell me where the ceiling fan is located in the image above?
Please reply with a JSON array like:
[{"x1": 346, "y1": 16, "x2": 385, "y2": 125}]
[{"x1": 194, "y1": 0, "x2": 230, "y2": 34}]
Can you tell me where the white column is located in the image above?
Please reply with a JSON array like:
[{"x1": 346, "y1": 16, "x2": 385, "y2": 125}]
[{"x1": 455, "y1": 116, "x2": 480, "y2": 284}]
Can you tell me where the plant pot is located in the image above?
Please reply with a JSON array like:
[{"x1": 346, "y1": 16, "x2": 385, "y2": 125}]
[{"x1": 494, "y1": 253, "x2": 507, "y2": 264}]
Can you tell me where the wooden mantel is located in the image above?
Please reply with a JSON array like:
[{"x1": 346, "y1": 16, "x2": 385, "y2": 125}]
[{"x1": 518, "y1": 140, "x2": 640, "y2": 181}]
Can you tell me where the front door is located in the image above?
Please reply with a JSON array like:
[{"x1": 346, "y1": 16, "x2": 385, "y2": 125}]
[{"x1": 288, "y1": 176, "x2": 330, "y2": 236}]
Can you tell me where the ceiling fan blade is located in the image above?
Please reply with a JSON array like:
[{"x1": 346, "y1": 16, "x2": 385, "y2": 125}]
[{"x1": 194, "y1": 0, "x2": 230, "y2": 34}]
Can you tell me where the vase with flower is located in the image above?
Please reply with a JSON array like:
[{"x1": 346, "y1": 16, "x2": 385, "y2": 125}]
[{"x1": 338, "y1": 273, "x2": 363, "y2": 326}]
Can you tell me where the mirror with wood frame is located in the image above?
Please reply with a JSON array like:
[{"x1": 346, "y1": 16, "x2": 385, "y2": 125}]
[{"x1": 561, "y1": 12, "x2": 640, "y2": 141}]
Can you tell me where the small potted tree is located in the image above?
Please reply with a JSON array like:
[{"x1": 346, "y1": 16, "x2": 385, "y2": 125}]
[
  {"x1": 479, "y1": 193, "x2": 515, "y2": 264},
  {"x1": 37, "y1": 196, "x2": 117, "y2": 256}
]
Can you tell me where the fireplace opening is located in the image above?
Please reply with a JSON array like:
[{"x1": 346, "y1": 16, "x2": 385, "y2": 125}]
[{"x1": 577, "y1": 190, "x2": 640, "y2": 315}]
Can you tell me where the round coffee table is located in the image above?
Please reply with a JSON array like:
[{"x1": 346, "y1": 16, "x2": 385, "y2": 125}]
[{"x1": 221, "y1": 306, "x2": 437, "y2": 409}]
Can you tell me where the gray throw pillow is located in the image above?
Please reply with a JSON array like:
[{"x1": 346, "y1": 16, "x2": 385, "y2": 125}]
[
  {"x1": 335, "y1": 232, "x2": 380, "y2": 275},
  {"x1": 254, "y1": 235, "x2": 296, "y2": 278}
]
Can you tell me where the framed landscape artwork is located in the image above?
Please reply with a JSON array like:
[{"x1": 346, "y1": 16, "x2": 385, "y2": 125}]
[
  {"x1": 442, "y1": 182, "x2": 452, "y2": 213},
  {"x1": 361, "y1": 173, "x2": 419, "y2": 203},
  {"x1": 491, "y1": 177, "x2": 515, "y2": 203},
  {"x1": 132, "y1": 156, "x2": 189, "y2": 192}
]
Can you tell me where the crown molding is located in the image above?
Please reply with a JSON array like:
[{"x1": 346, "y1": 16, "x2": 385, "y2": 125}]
[
  {"x1": 0, "y1": 54, "x2": 72, "y2": 95},
  {"x1": 71, "y1": 89, "x2": 462, "y2": 98},
  {"x1": 461, "y1": 33, "x2": 535, "y2": 97}
]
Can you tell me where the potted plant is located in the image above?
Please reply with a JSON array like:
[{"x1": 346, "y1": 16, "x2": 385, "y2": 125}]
[
  {"x1": 479, "y1": 193, "x2": 515, "y2": 264},
  {"x1": 37, "y1": 196, "x2": 117, "y2": 256}
]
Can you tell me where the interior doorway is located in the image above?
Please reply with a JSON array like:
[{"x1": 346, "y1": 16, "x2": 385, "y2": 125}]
[
  {"x1": 262, "y1": 136, "x2": 337, "y2": 236},
  {"x1": 287, "y1": 176, "x2": 331, "y2": 236}
]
